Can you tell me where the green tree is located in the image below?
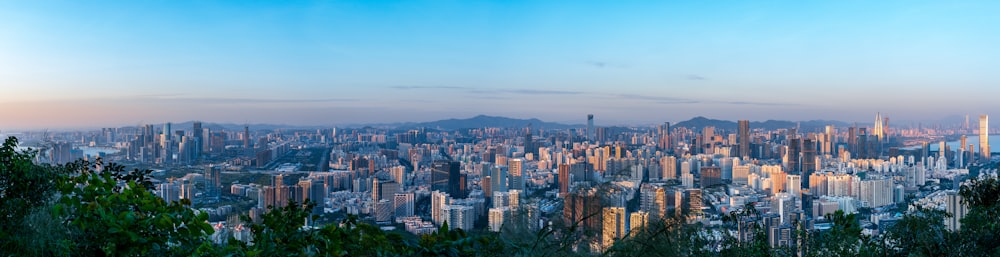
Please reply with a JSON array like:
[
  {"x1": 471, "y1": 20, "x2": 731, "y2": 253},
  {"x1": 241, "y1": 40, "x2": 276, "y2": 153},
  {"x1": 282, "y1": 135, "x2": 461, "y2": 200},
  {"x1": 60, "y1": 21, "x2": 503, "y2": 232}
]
[
  {"x1": 806, "y1": 211, "x2": 862, "y2": 256},
  {"x1": 719, "y1": 203, "x2": 773, "y2": 257},
  {"x1": 54, "y1": 159, "x2": 214, "y2": 256},
  {"x1": 607, "y1": 216, "x2": 708, "y2": 257},
  {"x1": 240, "y1": 200, "x2": 325, "y2": 256},
  {"x1": 0, "y1": 136, "x2": 69, "y2": 255},
  {"x1": 883, "y1": 206, "x2": 951, "y2": 257},
  {"x1": 956, "y1": 176, "x2": 1000, "y2": 256},
  {"x1": 241, "y1": 199, "x2": 419, "y2": 256}
]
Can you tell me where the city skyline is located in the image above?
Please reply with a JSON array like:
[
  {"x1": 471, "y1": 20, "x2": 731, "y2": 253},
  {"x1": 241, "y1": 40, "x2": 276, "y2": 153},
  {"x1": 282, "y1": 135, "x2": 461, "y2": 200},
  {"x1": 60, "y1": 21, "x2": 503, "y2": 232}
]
[{"x1": 3, "y1": 1, "x2": 1000, "y2": 129}]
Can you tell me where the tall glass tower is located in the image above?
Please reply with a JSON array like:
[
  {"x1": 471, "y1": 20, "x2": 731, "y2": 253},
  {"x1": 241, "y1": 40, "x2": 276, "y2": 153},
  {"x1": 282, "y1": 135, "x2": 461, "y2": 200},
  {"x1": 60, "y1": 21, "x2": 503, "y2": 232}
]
[{"x1": 980, "y1": 115, "x2": 990, "y2": 161}]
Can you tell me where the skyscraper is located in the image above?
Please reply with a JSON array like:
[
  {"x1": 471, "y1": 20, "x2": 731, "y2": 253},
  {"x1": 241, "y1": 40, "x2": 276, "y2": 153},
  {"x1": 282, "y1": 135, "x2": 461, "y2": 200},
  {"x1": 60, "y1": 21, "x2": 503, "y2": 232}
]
[
  {"x1": 164, "y1": 122, "x2": 172, "y2": 142},
  {"x1": 432, "y1": 161, "x2": 465, "y2": 198},
  {"x1": 738, "y1": 120, "x2": 750, "y2": 159},
  {"x1": 848, "y1": 126, "x2": 858, "y2": 156},
  {"x1": 192, "y1": 121, "x2": 203, "y2": 160},
  {"x1": 243, "y1": 125, "x2": 251, "y2": 149},
  {"x1": 524, "y1": 129, "x2": 536, "y2": 156},
  {"x1": 587, "y1": 114, "x2": 594, "y2": 142},
  {"x1": 160, "y1": 122, "x2": 174, "y2": 164},
  {"x1": 786, "y1": 138, "x2": 801, "y2": 173},
  {"x1": 660, "y1": 122, "x2": 672, "y2": 152},
  {"x1": 802, "y1": 138, "x2": 816, "y2": 186},
  {"x1": 965, "y1": 115, "x2": 971, "y2": 132},
  {"x1": 874, "y1": 113, "x2": 884, "y2": 142},
  {"x1": 980, "y1": 115, "x2": 990, "y2": 161}
]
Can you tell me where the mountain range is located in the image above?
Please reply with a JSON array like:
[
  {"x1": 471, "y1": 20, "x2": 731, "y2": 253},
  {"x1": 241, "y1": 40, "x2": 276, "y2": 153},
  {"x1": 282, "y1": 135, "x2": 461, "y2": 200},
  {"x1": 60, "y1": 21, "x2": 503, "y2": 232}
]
[
  {"x1": 392, "y1": 115, "x2": 581, "y2": 130},
  {"x1": 151, "y1": 116, "x2": 871, "y2": 132},
  {"x1": 673, "y1": 116, "x2": 857, "y2": 132}
]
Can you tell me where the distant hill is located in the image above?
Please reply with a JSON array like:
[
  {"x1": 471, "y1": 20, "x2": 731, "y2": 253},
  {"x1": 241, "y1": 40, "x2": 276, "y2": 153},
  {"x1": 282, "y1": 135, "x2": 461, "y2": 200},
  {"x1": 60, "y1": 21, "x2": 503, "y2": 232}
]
[
  {"x1": 674, "y1": 116, "x2": 853, "y2": 132},
  {"x1": 397, "y1": 115, "x2": 581, "y2": 130}
]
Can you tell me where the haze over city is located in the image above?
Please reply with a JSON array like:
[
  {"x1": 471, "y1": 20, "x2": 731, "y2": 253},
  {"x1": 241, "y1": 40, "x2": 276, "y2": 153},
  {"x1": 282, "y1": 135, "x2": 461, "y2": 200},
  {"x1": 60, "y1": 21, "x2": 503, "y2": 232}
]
[{"x1": 3, "y1": 1, "x2": 1000, "y2": 130}]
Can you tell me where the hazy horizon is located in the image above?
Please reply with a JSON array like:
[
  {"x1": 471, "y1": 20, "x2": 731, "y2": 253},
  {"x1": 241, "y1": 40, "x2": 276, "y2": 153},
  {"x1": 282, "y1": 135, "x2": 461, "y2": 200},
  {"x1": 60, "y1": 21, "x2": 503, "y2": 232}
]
[
  {"x1": 0, "y1": 113, "x2": 981, "y2": 132},
  {"x1": 3, "y1": 1, "x2": 999, "y2": 129}
]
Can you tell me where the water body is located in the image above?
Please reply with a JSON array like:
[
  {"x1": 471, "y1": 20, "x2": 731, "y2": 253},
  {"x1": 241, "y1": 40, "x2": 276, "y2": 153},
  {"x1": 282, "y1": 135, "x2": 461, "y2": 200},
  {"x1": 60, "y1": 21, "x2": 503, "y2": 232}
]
[
  {"x1": 78, "y1": 146, "x2": 120, "y2": 157},
  {"x1": 912, "y1": 135, "x2": 1000, "y2": 153}
]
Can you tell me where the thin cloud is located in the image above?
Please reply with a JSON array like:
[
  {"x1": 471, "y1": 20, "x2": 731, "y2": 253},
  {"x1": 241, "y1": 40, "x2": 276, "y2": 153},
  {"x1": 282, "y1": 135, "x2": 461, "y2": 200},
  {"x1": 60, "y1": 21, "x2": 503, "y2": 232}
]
[
  {"x1": 401, "y1": 99, "x2": 438, "y2": 103},
  {"x1": 390, "y1": 85, "x2": 469, "y2": 90},
  {"x1": 133, "y1": 93, "x2": 186, "y2": 98},
  {"x1": 139, "y1": 95, "x2": 358, "y2": 104},
  {"x1": 586, "y1": 61, "x2": 629, "y2": 69},
  {"x1": 685, "y1": 75, "x2": 708, "y2": 80},
  {"x1": 613, "y1": 94, "x2": 799, "y2": 106},
  {"x1": 654, "y1": 100, "x2": 702, "y2": 104},
  {"x1": 717, "y1": 101, "x2": 799, "y2": 106},
  {"x1": 387, "y1": 85, "x2": 582, "y2": 95},
  {"x1": 465, "y1": 89, "x2": 583, "y2": 95},
  {"x1": 468, "y1": 95, "x2": 511, "y2": 100},
  {"x1": 496, "y1": 89, "x2": 583, "y2": 95},
  {"x1": 615, "y1": 94, "x2": 693, "y2": 102}
]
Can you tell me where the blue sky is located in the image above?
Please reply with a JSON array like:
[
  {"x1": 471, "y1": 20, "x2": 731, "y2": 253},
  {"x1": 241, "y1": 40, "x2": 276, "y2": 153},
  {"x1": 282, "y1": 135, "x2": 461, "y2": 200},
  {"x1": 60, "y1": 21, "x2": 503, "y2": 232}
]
[{"x1": 1, "y1": 1, "x2": 998, "y2": 129}]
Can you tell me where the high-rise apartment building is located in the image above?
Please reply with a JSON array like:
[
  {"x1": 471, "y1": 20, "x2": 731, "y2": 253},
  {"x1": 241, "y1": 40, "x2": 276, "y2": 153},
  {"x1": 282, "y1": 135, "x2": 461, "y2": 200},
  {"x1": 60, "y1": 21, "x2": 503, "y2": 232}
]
[
  {"x1": 394, "y1": 192, "x2": 415, "y2": 219},
  {"x1": 945, "y1": 191, "x2": 968, "y2": 231},
  {"x1": 431, "y1": 190, "x2": 450, "y2": 225},
  {"x1": 375, "y1": 199, "x2": 393, "y2": 223},
  {"x1": 733, "y1": 164, "x2": 750, "y2": 185},
  {"x1": 700, "y1": 166, "x2": 722, "y2": 188},
  {"x1": 630, "y1": 211, "x2": 649, "y2": 232},
  {"x1": 786, "y1": 174, "x2": 801, "y2": 197},
  {"x1": 659, "y1": 122, "x2": 672, "y2": 152},
  {"x1": 488, "y1": 207, "x2": 507, "y2": 232},
  {"x1": 491, "y1": 166, "x2": 508, "y2": 193},
  {"x1": 602, "y1": 207, "x2": 627, "y2": 249},
  {"x1": 640, "y1": 184, "x2": 669, "y2": 219},
  {"x1": 563, "y1": 188, "x2": 602, "y2": 233},
  {"x1": 558, "y1": 164, "x2": 570, "y2": 195},
  {"x1": 509, "y1": 158, "x2": 525, "y2": 191},
  {"x1": 661, "y1": 156, "x2": 677, "y2": 180},
  {"x1": 442, "y1": 205, "x2": 474, "y2": 231},
  {"x1": 687, "y1": 188, "x2": 703, "y2": 216},
  {"x1": 858, "y1": 178, "x2": 894, "y2": 208}
]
